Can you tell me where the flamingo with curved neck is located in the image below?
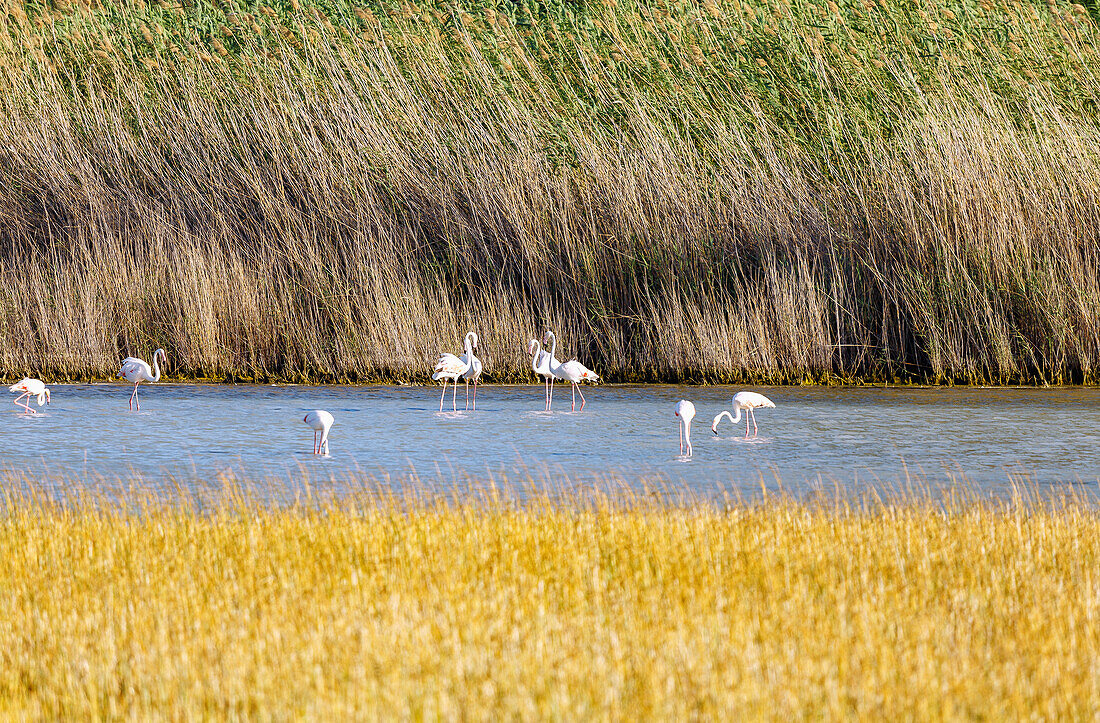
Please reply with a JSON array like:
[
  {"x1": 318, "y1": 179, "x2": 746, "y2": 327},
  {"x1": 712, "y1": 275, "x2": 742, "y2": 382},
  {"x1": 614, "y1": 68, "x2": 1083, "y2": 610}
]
[
  {"x1": 711, "y1": 391, "x2": 776, "y2": 438},
  {"x1": 460, "y1": 332, "x2": 482, "y2": 411},
  {"x1": 432, "y1": 333, "x2": 474, "y2": 412},
  {"x1": 675, "y1": 400, "x2": 696, "y2": 456},
  {"x1": 528, "y1": 338, "x2": 553, "y2": 410},
  {"x1": 10, "y1": 378, "x2": 49, "y2": 414},
  {"x1": 118, "y1": 349, "x2": 166, "y2": 411},
  {"x1": 544, "y1": 331, "x2": 599, "y2": 411}
]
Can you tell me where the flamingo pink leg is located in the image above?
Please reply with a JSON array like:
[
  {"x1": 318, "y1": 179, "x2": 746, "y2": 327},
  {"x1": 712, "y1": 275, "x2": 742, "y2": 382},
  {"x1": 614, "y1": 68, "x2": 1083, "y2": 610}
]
[
  {"x1": 451, "y1": 379, "x2": 457, "y2": 411},
  {"x1": 130, "y1": 382, "x2": 141, "y2": 411},
  {"x1": 439, "y1": 379, "x2": 447, "y2": 412},
  {"x1": 544, "y1": 378, "x2": 550, "y2": 410},
  {"x1": 13, "y1": 392, "x2": 32, "y2": 414},
  {"x1": 576, "y1": 384, "x2": 586, "y2": 410},
  {"x1": 745, "y1": 412, "x2": 751, "y2": 438},
  {"x1": 472, "y1": 380, "x2": 477, "y2": 411},
  {"x1": 549, "y1": 377, "x2": 554, "y2": 410},
  {"x1": 465, "y1": 380, "x2": 470, "y2": 411},
  {"x1": 679, "y1": 422, "x2": 684, "y2": 455},
  {"x1": 571, "y1": 383, "x2": 576, "y2": 411},
  {"x1": 750, "y1": 408, "x2": 758, "y2": 436}
]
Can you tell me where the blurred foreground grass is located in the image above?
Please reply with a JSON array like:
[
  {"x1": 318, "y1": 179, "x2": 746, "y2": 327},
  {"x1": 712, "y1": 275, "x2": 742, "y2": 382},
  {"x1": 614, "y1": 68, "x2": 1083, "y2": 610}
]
[{"x1": 0, "y1": 483, "x2": 1097, "y2": 717}]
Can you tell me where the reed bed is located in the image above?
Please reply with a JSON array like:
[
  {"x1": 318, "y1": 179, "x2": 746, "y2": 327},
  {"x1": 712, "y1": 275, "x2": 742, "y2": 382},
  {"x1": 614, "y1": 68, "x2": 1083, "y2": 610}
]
[
  {"x1": 0, "y1": 482, "x2": 1097, "y2": 717},
  {"x1": 3, "y1": 0, "x2": 1100, "y2": 384}
]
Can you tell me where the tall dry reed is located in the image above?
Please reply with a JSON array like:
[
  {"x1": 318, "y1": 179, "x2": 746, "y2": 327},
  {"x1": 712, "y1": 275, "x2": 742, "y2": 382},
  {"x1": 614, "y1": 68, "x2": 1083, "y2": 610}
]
[{"x1": 2, "y1": 0, "x2": 1100, "y2": 383}]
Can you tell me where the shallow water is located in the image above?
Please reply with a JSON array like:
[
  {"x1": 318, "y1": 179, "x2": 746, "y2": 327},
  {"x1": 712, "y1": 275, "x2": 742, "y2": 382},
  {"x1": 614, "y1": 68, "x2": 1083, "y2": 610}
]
[{"x1": 4, "y1": 383, "x2": 1099, "y2": 497}]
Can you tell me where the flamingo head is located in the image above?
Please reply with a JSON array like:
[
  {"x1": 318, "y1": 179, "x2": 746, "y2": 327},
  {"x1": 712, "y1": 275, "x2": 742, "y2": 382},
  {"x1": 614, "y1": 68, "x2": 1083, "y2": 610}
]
[
  {"x1": 527, "y1": 339, "x2": 538, "y2": 355},
  {"x1": 43, "y1": 389, "x2": 50, "y2": 405}
]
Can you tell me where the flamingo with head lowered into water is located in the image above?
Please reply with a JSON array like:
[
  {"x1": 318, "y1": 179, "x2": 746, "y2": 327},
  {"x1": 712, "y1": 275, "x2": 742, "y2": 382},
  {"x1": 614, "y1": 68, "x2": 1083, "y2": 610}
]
[
  {"x1": 711, "y1": 391, "x2": 776, "y2": 438},
  {"x1": 675, "y1": 399, "x2": 696, "y2": 456},
  {"x1": 10, "y1": 378, "x2": 49, "y2": 414},
  {"x1": 303, "y1": 410, "x2": 334, "y2": 455}
]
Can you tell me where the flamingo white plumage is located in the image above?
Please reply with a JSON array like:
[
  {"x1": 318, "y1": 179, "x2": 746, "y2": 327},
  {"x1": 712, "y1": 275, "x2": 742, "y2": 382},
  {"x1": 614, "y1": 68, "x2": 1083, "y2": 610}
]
[
  {"x1": 675, "y1": 399, "x2": 696, "y2": 456},
  {"x1": 432, "y1": 333, "x2": 474, "y2": 412},
  {"x1": 711, "y1": 391, "x2": 776, "y2": 438},
  {"x1": 303, "y1": 410, "x2": 334, "y2": 454},
  {"x1": 528, "y1": 338, "x2": 554, "y2": 410},
  {"x1": 9, "y1": 378, "x2": 49, "y2": 414},
  {"x1": 118, "y1": 349, "x2": 166, "y2": 411},
  {"x1": 544, "y1": 331, "x2": 599, "y2": 411},
  {"x1": 460, "y1": 332, "x2": 482, "y2": 411}
]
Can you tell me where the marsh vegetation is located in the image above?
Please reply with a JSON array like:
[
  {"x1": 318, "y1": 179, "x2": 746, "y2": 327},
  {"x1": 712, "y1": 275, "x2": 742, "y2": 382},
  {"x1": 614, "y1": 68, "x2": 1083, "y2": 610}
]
[
  {"x1": 4, "y1": 0, "x2": 1100, "y2": 383},
  {"x1": 0, "y1": 482, "x2": 1096, "y2": 717}
]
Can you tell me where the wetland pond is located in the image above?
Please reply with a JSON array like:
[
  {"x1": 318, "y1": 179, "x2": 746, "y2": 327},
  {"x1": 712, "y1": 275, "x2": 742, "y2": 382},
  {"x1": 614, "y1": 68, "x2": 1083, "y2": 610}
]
[{"x1": 4, "y1": 384, "x2": 1099, "y2": 499}]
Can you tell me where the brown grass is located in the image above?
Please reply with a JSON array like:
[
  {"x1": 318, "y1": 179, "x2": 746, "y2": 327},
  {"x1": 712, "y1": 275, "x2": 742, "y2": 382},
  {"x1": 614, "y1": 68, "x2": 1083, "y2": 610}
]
[{"x1": 2, "y1": 0, "x2": 1100, "y2": 384}]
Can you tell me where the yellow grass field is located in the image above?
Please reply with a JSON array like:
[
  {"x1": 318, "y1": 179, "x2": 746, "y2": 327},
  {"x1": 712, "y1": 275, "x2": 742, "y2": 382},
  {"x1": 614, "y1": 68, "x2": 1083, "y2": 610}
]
[{"x1": 0, "y1": 483, "x2": 1096, "y2": 718}]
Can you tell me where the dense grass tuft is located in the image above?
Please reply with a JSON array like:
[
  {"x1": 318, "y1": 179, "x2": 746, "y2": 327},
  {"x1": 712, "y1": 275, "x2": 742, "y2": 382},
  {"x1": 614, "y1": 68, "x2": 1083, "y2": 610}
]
[{"x1": 3, "y1": 0, "x2": 1100, "y2": 383}]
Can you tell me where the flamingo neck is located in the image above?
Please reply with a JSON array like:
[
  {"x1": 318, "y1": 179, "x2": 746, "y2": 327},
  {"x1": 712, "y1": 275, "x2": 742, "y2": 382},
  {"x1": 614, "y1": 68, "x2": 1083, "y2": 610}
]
[
  {"x1": 712, "y1": 410, "x2": 738, "y2": 433},
  {"x1": 546, "y1": 332, "x2": 557, "y2": 367},
  {"x1": 151, "y1": 349, "x2": 163, "y2": 382},
  {"x1": 730, "y1": 407, "x2": 742, "y2": 423}
]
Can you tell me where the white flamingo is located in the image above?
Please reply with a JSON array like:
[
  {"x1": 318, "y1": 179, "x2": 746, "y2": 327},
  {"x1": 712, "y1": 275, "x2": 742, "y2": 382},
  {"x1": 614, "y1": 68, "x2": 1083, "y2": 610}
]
[
  {"x1": 460, "y1": 332, "x2": 482, "y2": 411},
  {"x1": 528, "y1": 338, "x2": 554, "y2": 410},
  {"x1": 711, "y1": 391, "x2": 776, "y2": 438},
  {"x1": 118, "y1": 349, "x2": 166, "y2": 411},
  {"x1": 303, "y1": 410, "x2": 334, "y2": 454},
  {"x1": 9, "y1": 378, "x2": 49, "y2": 414},
  {"x1": 544, "y1": 331, "x2": 599, "y2": 411},
  {"x1": 432, "y1": 333, "x2": 474, "y2": 412},
  {"x1": 675, "y1": 399, "x2": 696, "y2": 456}
]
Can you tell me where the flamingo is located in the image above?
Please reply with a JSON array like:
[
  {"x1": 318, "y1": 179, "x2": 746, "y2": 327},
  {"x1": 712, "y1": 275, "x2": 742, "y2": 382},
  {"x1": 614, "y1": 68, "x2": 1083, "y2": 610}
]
[
  {"x1": 9, "y1": 378, "x2": 49, "y2": 414},
  {"x1": 432, "y1": 333, "x2": 474, "y2": 412},
  {"x1": 541, "y1": 331, "x2": 565, "y2": 409},
  {"x1": 303, "y1": 410, "x2": 334, "y2": 454},
  {"x1": 544, "y1": 331, "x2": 599, "y2": 411},
  {"x1": 528, "y1": 338, "x2": 554, "y2": 410},
  {"x1": 675, "y1": 399, "x2": 696, "y2": 456},
  {"x1": 460, "y1": 332, "x2": 482, "y2": 411},
  {"x1": 711, "y1": 391, "x2": 776, "y2": 438},
  {"x1": 118, "y1": 349, "x2": 166, "y2": 411}
]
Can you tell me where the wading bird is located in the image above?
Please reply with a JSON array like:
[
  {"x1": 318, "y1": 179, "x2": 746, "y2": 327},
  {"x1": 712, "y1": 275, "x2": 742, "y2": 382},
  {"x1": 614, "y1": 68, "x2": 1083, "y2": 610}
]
[
  {"x1": 711, "y1": 391, "x2": 776, "y2": 438},
  {"x1": 528, "y1": 338, "x2": 554, "y2": 410},
  {"x1": 461, "y1": 332, "x2": 482, "y2": 411},
  {"x1": 432, "y1": 333, "x2": 475, "y2": 412},
  {"x1": 303, "y1": 410, "x2": 334, "y2": 455},
  {"x1": 9, "y1": 378, "x2": 49, "y2": 414},
  {"x1": 544, "y1": 331, "x2": 599, "y2": 411},
  {"x1": 675, "y1": 399, "x2": 696, "y2": 456},
  {"x1": 118, "y1": 349, "x2": 166, "y2": 411}
]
